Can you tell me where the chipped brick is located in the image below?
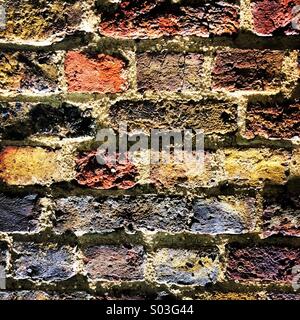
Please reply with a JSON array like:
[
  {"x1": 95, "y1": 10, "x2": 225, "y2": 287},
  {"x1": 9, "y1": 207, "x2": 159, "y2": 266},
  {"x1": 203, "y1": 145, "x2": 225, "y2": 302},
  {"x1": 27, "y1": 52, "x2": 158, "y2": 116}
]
[
  {"x1": 99, "y1": 0, "x2": 239, "y2": 38},
  {"x1": 153, "y1": 247, "x2": 220, "y2": 285},
  {"x1": 0, "y1": 51, "x2": 62, "y2": 93},
  {"x1": 109, "y1": 99, "x2": 238, "y2": 135},
  {"x1": 0, "y1": 146, "x2": 74, "y2": 186},
  {"x1": 192, "y1": 196, "x2": 257, "y2": 235},
  {"x1": 251, "y1": 0, "x2": 300, "y2": 36},
  {"x1": 262, "y1": 188, "x2": 300, "y2": 237},
  {"x1": 0, "y1": 0, "x2": 82, "y2": 42},
  {"x1": 224, "y1": 149, "x2": 289, "y2": 185},
  {"x1": 54, "y1": 195, "x2": 190, "y2": 234},
  {"x1": 76, "y1": 151, "x2": 138, "y2": 190},
  {"x1": 0, "y1": 102, "x2": 95, "y2": 140}
]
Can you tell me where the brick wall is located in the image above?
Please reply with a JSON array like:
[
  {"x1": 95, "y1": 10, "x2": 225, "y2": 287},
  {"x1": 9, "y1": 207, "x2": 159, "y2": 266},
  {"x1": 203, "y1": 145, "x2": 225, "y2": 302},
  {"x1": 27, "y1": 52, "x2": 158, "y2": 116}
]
[{"x1": 0, "y1": 0, "x2": 299, "y2": 300}]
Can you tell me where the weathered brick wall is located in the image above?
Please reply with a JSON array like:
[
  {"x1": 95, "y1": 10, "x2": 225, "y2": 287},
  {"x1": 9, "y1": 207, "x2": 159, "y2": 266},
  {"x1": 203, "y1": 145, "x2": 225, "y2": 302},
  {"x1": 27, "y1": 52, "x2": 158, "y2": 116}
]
[{"x1": 0, "y1": 0, "x2": 299, "y2": 300}]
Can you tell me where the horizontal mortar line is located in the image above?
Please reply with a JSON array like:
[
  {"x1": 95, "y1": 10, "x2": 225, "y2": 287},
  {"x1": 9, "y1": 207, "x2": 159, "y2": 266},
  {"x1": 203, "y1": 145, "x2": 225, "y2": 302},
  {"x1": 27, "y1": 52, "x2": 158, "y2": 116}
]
[
  {"x1": 0, "y1": 33, "x2": 299, "y2": 51},
  {"x1": 0, "y1": 91, "x2": 293, "y2": 104},
  {"x1": 2, "y1": 282, "x2": 299, "y2": 297},
  {"x1": 0, "y1": 32, "x2": 96, "y2": 51},
  {"x1": 6, "y1": 231, "x2": 300, "y2": 248},
  {"x1": 4, "y1": 274, "x2": 300, "y2": 296}
]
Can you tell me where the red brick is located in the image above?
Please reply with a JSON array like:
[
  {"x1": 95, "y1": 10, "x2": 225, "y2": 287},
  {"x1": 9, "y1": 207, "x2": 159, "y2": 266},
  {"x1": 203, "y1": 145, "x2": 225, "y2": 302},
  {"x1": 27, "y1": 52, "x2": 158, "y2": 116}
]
[
  {"x1": 245, "y1": 99, "x2": 300, "y2": 139},
  {"x1": 75, "y1": 151, "x2": 138, "y2": 190},
  {"x1": 65, "y1": 51, "x2": 128, "y2": 93},
  {"x1": 212, "y1": 49, "x2": 284, "y2": 91},
  {"x1": 83, "y1": 245, "x2": 145, "y2": 281},
  {"x1": 251, "y1": 0, "x2": 300, "y2": 36},
  {"x1": 99, "y1": 0, "x2": 239, "y2": 38},
  {"x1": 227, "y1": 245, "x2": 300, "y2": 283},
  {"x1": 262, "y1": 188, "x2": 300, "y2": 237}
]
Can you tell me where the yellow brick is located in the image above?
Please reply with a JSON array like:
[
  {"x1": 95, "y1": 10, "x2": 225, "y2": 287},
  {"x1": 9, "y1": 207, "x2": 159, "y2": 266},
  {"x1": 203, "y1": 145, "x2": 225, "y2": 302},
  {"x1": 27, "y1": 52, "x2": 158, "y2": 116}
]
[
  {"x1": 290, "y1": 149, "x2": 300, "y2": 178},
  {"x1": 0, "y1": 146, "x2": 74, "y2": 186},
  {"x1": 224, "y1": 149, "x2": 289, "y2": 185}
]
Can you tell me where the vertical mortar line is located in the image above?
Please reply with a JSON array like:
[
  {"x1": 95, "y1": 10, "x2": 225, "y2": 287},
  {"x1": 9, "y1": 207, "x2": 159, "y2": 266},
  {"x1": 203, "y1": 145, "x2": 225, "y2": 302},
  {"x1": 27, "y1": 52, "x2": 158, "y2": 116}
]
[
  {"x1": 217, "y1": 236, "x2": 230, "y2": 285},
  {"x1": 202, "y1": 47, "x2": 214, "y2": 93},
  {"x1": 80, "y1": 0, "x2": 101, "y2": 35},
  {"x1": 236, "y1": 95, "x2": 249, "y2": 141},
  {"x1": 142, "y1": 232, "x2": 157, "y2": 288},
  {"x1": 0, "y1": 234, "x2": 13, "y2": 286},
  {"x1": 73, "y1": 243, "x2": 87, "y2": 291},
  {"x1": 255, "y1": 186, "x2": 265, "y2": 236},
  {"x1": 129, "y1": 41, "x2": 138, "y2": 95},
  {"x1": 38, "y1": 197, "x2": 55, "y2": 232},
  {"x1": 59, "y1": 50, "x2": 68, "y2": 96},
  {"x1": 240, "y1": 0, "x2": 254, "y2": 32},
  {"x1": 281, "y1": 50, "x2": 299, "y2": 98}
]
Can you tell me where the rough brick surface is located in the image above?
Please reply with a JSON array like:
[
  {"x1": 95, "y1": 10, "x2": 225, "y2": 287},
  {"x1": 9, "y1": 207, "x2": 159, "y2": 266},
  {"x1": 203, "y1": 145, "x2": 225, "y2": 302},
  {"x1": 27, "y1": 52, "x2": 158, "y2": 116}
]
[
  {"x1": 75, "y1": 151, "x2": 139, "y2": 189},
  {"x1": 251, "y1": 0, "x2": 300, "y2": 36},
  {"x1": 0, "y1": 51, "x2": 62, "y2": 93},
  {"x1": 191, "y1": 196, "x2": 257, "y2": 235},
  {"x1": 109, "y1": 99, "x2": 238, "y2": 134},
  {"x1": 137, "y1": 52, "x2": 204, "y2": 92},
  {"x1": 262, "y1": 188, "x2": 300, "y2": 237},
  {"x1": 212, "y1": 50, "x2": 284, "y2": 91},
  {"x1": 54, "y1": 196, "x2": 191, "y2": 234},
  {"x1": 12, "y1": 243, "x2": 77, "y2": 281},
  {"x1": 153, "y1": 248, "x2": 220, "y2": 285},
  {"x1": 227, "y1": 245, "x2": 300, "y2": 283},
  {"x1": 0, "y1": 291, "x2": 95, "y2": 301},
  {"x1": 245, "y1": 99, "x2": 300, "y2": 140},
  {"x1": 0, "y1": 0, "x2": 299, "y2": 301},
  {"x1": 150, "y1": 151, "x2": 222, "y2": 189},
  {"x1": 0, "y1": 194, "x2": 40, "y2": 232},
  {"x1": 0, "y1": 102, "x2": 95, "y2": 140},
  {"x1": 224, "y1": 149, "x2": 289, "y2": 185},
  {"x1": 0, "y1": 0, "x2": 82, "y2": 42},
  {"x1": 83, "y1": 245, "x2": 145, "y2": 281},
  {"x1": 0, "y1": 147, "x2": 73, "y2": 186},
  {"x1": 65, "y1": 52, "x2": 128, "y2": 93},
  {"x1": 99, "y1": 0, "x2": 240, "y2": 39},
  {"x1": 0, "y1": 242, "x2": 8, "y2": 270}
]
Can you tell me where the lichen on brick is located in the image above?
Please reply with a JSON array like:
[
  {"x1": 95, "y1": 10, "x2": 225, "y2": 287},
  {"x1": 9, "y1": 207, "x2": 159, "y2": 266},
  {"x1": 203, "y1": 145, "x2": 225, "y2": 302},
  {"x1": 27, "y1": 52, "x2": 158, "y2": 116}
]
[
  {"x1": 153, "y1": 247, "x2": 220, "y2": 285},
  {"x1": 0, "y1": 51, "x2": 62, "y2": 93},
  {"x1": 0, "y1": 0, "x2": 83, "y2": 42}
]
